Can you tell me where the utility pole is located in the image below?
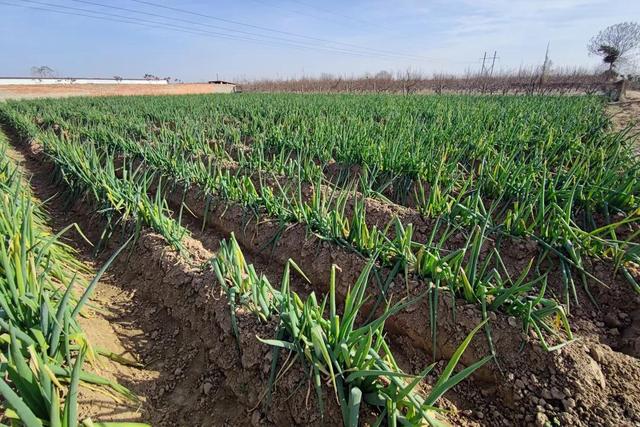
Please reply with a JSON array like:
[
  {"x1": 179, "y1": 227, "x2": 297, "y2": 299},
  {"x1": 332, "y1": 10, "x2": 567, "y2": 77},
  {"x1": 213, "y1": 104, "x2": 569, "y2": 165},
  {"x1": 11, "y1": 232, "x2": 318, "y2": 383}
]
[
  {"x1": 479, "y1": 51, "x2": 499, "y2": 76},
  {"x1": 540, "y1": 42, "x2": 551, "y2": 86},
  {"x1": 489, "y1": 51, "x2": 498, "y2": 76}
]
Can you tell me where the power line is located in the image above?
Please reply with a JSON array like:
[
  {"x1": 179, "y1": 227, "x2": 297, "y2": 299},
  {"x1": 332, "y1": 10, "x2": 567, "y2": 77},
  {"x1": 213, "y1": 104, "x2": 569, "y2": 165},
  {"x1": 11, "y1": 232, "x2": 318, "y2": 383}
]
[
  {"x1": 70, "y1": 0, "x2": 396, "y2": 58},
  {"x1": 10, "y1": 0, "x2": 416, "y2": 61},
  {"x1": 131, "y1": 0, "x2": 375, "y2": 45},
  {"x1": 67, "y1": 0, "x2": 433, "y2": 62},
  {"x1": 286, "y1": 0, "x2": 394, "y2": 32},
  {"x1": 129, "y1": 0, "x2": 471, "y2": 64},
  {"x1": 249, "y1": 0, "x2": 396, "y2": 34},
  {"x1": 4, "y1": 0, "x2": 478, "y2": 66},
  {"x1": 247, "y1": 0, "x2": 345, "y2": 28},
  {"x1": 2, "y1": 1, "x2": 393, "y2": 61},
  {"x1": 1, "y1": 1, "x2": 166, "y2": 29}
]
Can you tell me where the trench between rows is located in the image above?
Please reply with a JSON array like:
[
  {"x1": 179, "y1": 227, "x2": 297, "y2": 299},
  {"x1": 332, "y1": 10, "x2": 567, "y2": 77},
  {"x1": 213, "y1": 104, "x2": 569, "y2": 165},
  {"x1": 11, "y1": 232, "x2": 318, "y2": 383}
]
[{"x1": 166, "y1": 152, "x2": 640, "y2": 363}]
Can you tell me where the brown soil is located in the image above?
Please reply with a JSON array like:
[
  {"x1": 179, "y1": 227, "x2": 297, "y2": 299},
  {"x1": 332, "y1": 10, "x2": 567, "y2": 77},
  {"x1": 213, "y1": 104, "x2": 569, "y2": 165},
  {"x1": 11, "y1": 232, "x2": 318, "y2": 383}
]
[{"x1": 0, "y1": 83, "x2": 232, "y2": 101}]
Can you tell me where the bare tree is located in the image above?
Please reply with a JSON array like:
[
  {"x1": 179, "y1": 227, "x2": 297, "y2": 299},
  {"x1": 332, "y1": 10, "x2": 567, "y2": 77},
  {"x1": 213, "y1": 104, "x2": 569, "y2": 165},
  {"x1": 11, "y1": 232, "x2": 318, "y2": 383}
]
[
  {"x1": 30, "y1": 65, "x2": 55, "y2": 78},
  {"x1": 374, "y1": 70, "x2": 393, "y2": 80},
  {"x1": 588, "y1": 22, "x2": 640, "y2": 73}
]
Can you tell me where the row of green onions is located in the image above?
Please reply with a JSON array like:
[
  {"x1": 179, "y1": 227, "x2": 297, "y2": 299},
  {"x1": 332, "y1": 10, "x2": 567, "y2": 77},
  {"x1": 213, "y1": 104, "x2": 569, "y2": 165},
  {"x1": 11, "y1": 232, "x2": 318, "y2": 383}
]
[{"x1": 0, "y1": 130, "x2": 147, "y2": 427}]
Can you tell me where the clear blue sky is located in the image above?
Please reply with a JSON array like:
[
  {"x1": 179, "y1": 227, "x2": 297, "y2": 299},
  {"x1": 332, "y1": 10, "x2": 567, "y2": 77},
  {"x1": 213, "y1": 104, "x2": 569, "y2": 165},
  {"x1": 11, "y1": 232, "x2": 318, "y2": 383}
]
[{"x1": 1, "y1": 0, "x2": 638, "y2": 81}]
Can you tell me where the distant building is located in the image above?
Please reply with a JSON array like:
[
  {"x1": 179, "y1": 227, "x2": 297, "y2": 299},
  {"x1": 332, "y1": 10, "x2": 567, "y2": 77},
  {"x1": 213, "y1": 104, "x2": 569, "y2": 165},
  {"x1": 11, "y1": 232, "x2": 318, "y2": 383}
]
[
  {"x1": 208, "y1": 80, "x2": 239, "y2": 93},
  {"x1": 0, "y1": 77, "x2": 168, "y2": 85}
]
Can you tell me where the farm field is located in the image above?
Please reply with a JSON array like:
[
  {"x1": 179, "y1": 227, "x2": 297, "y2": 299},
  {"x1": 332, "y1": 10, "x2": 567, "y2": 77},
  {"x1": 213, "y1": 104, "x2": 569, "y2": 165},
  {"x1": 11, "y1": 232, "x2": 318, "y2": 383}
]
[
  {"x1": 0, "y1": 92, "x2": 639, "y2": 426},
  {"x1": 0, "y1": 83, "x2": 232, "y2": 101}
]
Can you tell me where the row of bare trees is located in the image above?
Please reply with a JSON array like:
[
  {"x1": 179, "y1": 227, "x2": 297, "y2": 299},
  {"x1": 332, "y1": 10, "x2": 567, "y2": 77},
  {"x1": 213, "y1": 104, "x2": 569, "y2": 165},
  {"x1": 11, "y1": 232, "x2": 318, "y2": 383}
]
[
  {"x1": 239, "y1": 67, "x2": 612, "y2": 95},
  {"x1": 242, "y1": 22, "x2": 639, "y2": 95}
]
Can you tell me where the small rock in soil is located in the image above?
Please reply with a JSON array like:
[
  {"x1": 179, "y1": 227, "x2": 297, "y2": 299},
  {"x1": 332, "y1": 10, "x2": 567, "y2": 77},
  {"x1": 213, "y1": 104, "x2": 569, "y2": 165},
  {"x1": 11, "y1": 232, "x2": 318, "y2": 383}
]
[
  {"x1": 551, "y1": 387, "x2": 565, "y2": 400},
  {"x1": 562, "y1": 398, "x2": 576, "y2": 410},
  {"x1": 604, "y1": 312, "x2": 622, "y2": 328},
  {"x1": 589, "y1": 345, "x2": 605, "y2": 363},
  {"x1": 535, "y1": 411, "x2": 549, "y2": 427},
  {"x1": 251, "y1": 410, "x2": 261, "y2": 427},
  {"x1": 202, "y1": 382, "x2": 213, "y2": 395}
]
